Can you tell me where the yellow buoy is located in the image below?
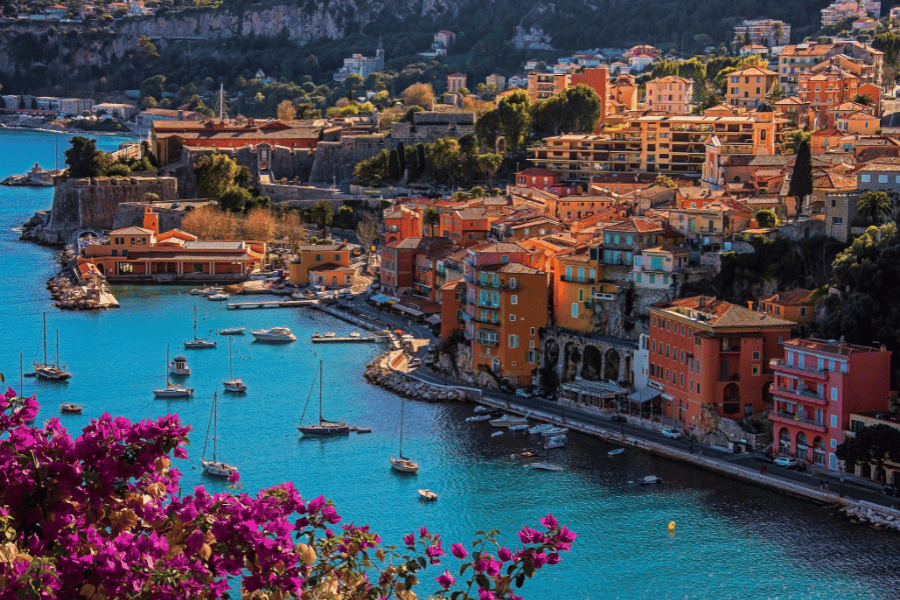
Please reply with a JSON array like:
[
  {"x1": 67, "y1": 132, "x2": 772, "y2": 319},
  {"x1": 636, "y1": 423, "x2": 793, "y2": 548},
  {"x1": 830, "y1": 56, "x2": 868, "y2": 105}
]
[{"x1": 668, "y1": 521, "x2": 676, "y2": 531}]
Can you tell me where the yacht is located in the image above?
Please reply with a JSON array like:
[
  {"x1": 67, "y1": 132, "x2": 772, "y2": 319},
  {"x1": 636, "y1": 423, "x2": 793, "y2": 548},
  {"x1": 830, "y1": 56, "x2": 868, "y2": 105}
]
[
  {"x1": 168, "y1": 355, "x2": 190, "y2": 376},
  {"x1": 489, "y1": 413, "x2": 529, "y2": 428},
  {"x1": 251, "y1": 327, "x2": 297, "y2": 343}
]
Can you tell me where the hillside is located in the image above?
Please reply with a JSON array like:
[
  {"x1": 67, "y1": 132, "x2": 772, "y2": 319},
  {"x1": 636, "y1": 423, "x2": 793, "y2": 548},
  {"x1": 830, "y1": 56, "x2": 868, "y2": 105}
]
[{"x1": 0, "y1": 0, "x2": 834, "y2": 96}]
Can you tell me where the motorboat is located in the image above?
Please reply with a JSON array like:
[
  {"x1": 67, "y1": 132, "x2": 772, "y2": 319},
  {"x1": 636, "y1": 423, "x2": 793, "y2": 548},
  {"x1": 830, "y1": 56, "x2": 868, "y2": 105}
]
[
  {"x1": 168, "y1": 355, "x2": 190, "y2": 376},
  {"x1": 489, "y1": 413, "x2": 530, "y2": 428},
  {"x1": 530, "y1": 462, "x2": 562, "y2": 471},
  {"x1": 184, "y1": 306, "x2": 217, "y2": 349},
  {"x1": 200, "y1": 392, "x2": 238, "y2": 478},
  {"x1": 324, "y1": 331, "x2": 336, "y2": 338},
  {"x1": 418, "y1": 488, "x2": 438, "y2": 501},
  {"x1": 59, "y1": 403, "x2": 83, "y2": 414},
  {"x1": 189, "y1": 288, "x2": 207, "y2": 295},
  {"x1": 218, "y1": 328, "x2": 245, "y2": 335},
  {"x1": 465, "y1": 414, "x2": 492, "y2": 422},
  {"x1": 202, "y1": 287, "x2": 224, "y2": 296},
  {"x1": 297, "y1": 361, "x2": 349, "y2": 436},
  {"x1": 511, "y1": 451, "x2": 538, "y2": 460},
  {"x1": 639, "y1": 475, "x2": 662, "y2": 485},
  {"x1": 539, "y1": 426, "x2": 569, "y2": 437},
  {"x1": 473, "y1": 405, "x2": 493, "y2": 414},
  {"x1": 508, "y1": 424, "x2": 529, "y2": 432},
  {"x1": 491, "y1": 431, "x2": 504, "y2": 437},
  {"x1": 349, "y1": 332, "x2": 362, "y2": 338},
  {"x1": 208, "y1": 293, "x2": 230, "y2": 301},
  {"x1": 251, "y1": 327, "x2": 297, "y2": 343},
  {"x1": 543, "y1": 435, "x2": 568, "y2": 450},
  {"x1": 528, "y1": 423, "x2": 554, "y2": 435},
  {"x1": 608, "y1": 448, "x2": 625, "y2": 456}
]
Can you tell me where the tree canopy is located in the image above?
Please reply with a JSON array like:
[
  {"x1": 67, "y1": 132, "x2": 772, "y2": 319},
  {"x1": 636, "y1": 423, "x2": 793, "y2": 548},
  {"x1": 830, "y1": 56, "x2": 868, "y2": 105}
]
[
  {"x1": 193, "y1": 154, "x2": 240, "y2": 202},
  {"x1": 64, "y1": 136, "x2": 111, "y2": 178}
]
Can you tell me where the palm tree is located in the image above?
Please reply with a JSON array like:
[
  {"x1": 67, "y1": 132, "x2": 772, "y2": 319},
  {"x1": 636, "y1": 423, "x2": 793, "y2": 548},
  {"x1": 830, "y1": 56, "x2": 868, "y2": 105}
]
[
  {"x1": 857, "y1": 190, "x2": 892, "y2": 224},
  {"x1": 852, "y1": 93, "x2": 874, "y2": 107},
  {"x1": 422, "y1": 207, "x2": 440, "y2": 237},
  {"x1": 772, "y1": 22, "x2": 784, "y2": 46}
]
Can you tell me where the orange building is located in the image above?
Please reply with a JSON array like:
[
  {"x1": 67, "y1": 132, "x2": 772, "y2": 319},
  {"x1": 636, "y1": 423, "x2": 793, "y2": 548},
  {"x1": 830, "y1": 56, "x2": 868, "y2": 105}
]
[
  {"x1": 645, "y1": 76, "x2": 694, "y2": 115},
  {"x1": 81, "y1": 207, "x2": 265, "y2": 282},
  {"x1": 726, "y1": 67, "x2": 778, "y2": 109},
  {"x1": 552, "y1": 246, "x2": 598, "y2": 334},
  {"x1": 288, "y1": 243, "x2": 353, "y2": 286},
  {"x1": 439, "y1": 207, "x2": 495, "y2": 247},
  {"x1": 647, "y1": 296, "x2": 793, "y2": 430},
  {"x1": 384, "y1": 204, "x2": 423, "y2": 244},
  {"x1": 527, "y1": 67, "x2": 608, "y2": 117},
  {"x1": 752, "y1": 289, "x2": 816, "y2": 327},
  {"x1": 798, "y1": 68, "x2": 860, "y2": 129},
  {"x1": 439, "y1": 279, "x2": 466, "y2": 341},
  {"x1": 447, "y1": 73, "x2": 467, "y2": 94}
]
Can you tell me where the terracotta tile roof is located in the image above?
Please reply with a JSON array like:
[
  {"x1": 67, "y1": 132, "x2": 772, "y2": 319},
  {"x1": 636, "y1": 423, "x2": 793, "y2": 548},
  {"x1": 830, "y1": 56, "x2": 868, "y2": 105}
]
[
  {"x1": 111, "y1": 226, "x2": 154, "y2": 235},
  {"x1": 785, "y1": 337, "x2": 883, "y2": 356},
  {"x1": 604, "y1": 217, "x2": 664, "y2": 233},
  {"x1": 759, "y1": 288, "x2": 814, "y2": 305},
  {"x1": 654, "y1": 295, "x2": 794, "y2": 328}
]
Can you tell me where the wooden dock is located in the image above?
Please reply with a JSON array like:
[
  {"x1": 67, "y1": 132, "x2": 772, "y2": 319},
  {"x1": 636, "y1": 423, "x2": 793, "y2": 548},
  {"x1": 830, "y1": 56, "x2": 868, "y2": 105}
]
[
  {"x1": 227, "y1": 299, "x2": 318, "y2": 310},
  {"x1": 311, "y1": 335, "x2": 388, "y2": 343}
]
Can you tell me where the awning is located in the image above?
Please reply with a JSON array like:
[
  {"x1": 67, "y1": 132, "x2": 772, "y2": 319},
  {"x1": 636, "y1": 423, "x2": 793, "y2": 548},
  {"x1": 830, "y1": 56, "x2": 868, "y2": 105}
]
[
  {"x1": 394, "y1": 304, "x2": 424, "y2": 317},
  {"x1": 661, "y1": 393, "x2": 675, "y2": 402},
  {"x1": 628, "y1": 389, "x2": 661, "y2": 404},
  {"x1": 425, "y1": 315, "x2": 442, "y2": 325},
  {"x1": 371, "y1": 293, "x2": 401, "y2": 304}
]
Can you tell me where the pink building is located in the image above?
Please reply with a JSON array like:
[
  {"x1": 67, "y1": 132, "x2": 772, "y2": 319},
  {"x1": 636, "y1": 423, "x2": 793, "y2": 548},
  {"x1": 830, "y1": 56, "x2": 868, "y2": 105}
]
[
  {"x1": 769, "y1": 338, "x2": 893, "y2": 471},
  {"x1": 447, "y1": 73, "x2": 467, "y2": 94}
]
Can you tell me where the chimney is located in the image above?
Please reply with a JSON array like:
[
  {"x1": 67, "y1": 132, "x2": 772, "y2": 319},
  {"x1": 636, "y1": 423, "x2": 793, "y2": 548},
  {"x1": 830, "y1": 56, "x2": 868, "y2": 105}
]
[{"x1": 177, "y1": 110, "x2": 184, "y2": 120}]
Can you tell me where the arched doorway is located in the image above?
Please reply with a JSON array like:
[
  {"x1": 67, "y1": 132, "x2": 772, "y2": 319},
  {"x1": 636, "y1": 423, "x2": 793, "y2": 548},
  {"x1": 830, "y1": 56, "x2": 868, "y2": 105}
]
[
  {"x1": 491, "y1": 358, "x2": 501, "y2": 374},
  {"x1": 563, "y1": 342, "x2": 581, "y2": 383},
  {"x1": 603, "y1": 349, "x2": 620, "y2": 382},
  {"x1": 543, "y1": 339, "x2": 560, "y2": 368},
  {"x1": 796, "y1": 431, "x2": 809, "y2": 462},
  {"x1": 722, "y1": 383, "x2": 740, "y2": 415},
  {"x1": 813, "y1": 436, "x2": 826, "y2": 466},
  {"x1": 581, "y1": 345, "x2": 602, "y2": 380},
  {"x1": 779, "y1": 428, "x2": 791, "y2": 455}
]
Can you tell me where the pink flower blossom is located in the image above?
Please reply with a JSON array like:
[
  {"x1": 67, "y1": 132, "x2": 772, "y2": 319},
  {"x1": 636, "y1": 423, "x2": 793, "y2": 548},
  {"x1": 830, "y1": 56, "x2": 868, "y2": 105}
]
[
  {"x1": 539, "y1": 513, "x2": 558, "y2": 530},
  {"x1": 435, "y1": 569, "x2": 455, "y2": 589},
  {"x1": 497, "y1": 546, "x2": 513, "y2": 562},
  {"x1": 402, "y1": 532, "x2": 415, "y2": 547},
  {"x1": 451, "y1": 543, "x2": 468, "y2": 559}
]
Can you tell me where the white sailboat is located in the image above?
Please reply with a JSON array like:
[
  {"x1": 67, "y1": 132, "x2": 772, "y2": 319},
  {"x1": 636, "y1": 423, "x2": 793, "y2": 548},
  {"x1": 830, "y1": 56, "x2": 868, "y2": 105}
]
[
  {"x1": 184, "y1": 306, "x2": 216, "y2": 349},
  {"x1": 34, "y1": 313, "x2": 71, "y2": 381},
  {"x1": 297, "y1": 360, "x2": 349, "y2": 435},
  {"x1": 390, "y1": 396, "x2": 419, "y2": 473},
  {"x1": 201, "y1": 392, "x2": 237, "y2": 477},
  {"x1": 223, "y1": 337, "x2": 246, "y2": 393},
  {"x1": 153, "y1": 344, "x2": 194, "y2": 398}
]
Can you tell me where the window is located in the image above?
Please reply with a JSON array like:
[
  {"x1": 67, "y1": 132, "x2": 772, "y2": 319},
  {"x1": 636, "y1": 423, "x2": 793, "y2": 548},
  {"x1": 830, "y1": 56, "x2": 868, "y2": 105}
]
[
  {"x1": 752, "y1": 351, "x2": 760, "y2": 360},
  {"x1": 752, "y1": 365, "x2": 760, "y2": 376},
  {"x1": 879, "y1": 175, "x2": 888, "y2": 184},
  {"x1": 679, "y1": 373, "x2": 684, "y2": 386},
  {"x1": 508, "y1": 335, "x2": 519, "y2": 348},
  {"x1": 578, "y1": 289, "x2": 584, "y2": 302},
  {"x1": 831, "y1": 387, "x2": 838, "y2": 401},
  {"x1": 334, "y1": 254, "x2": 341, "y2": 261},
  {"x1": 511, "y1": 295, "x2": 517, "y2": 305},
  {"x1": 832, "y1": 217, "x2": 843, "y2": 225},
  {"x1": 830, "y1": 414, "x2": 838, "y2": 428},
  {"x1": 571, "y1": 303, "x2": 579, "y2": 318},
  {"x1": 509, "y1": 277, "x2": 517, "y2": 289},
  {"x1": 526, "y1": 350, "x2": 537, "y2": 363},
  {"x1": 665, "y1": 344, "x2": 670, "y2": 358},
  {"x1": 860, "y1": 174, "x2": 871, "y2": 183},
  {"x1": 565, "y1": 266, "x2": 572, "y2": 280},
  {"x1": 529, "y1": 340, "x2": 535, "y2": 348},
  {"x1": 510, "y1": 314, "x2": 516, "y2": 321},
  {"x1": 777, "y1": 336, "x2": 784, "y2": 344},
  {"x1": 831, "y1": 438, "x2": 837, "y2": 449},
  {"x1": 530, "y1": 327, "x2": 535, "y2": 336},
  {"x1": 652, "y1": 340, "x2": 657, "y2": 353}
]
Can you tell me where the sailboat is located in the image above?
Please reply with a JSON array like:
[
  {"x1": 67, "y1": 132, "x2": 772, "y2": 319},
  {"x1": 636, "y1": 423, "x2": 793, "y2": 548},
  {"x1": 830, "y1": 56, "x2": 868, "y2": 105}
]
[
  {"x1": 184, "y1": 306, "x2": 216, "y2": 349},
  {"x1": 297, "y1": 360, "x2": 349, "y2": 436},
  {"x1": 223, "y1": 337, "x2": 246, "y2": 393},
  {"x1": 201, "y1": 392, "x2": 237, "y2": 477},
  {"x1": 34, "y1": 313, "x2": 71, "y2": 381},
  {"x1": 389, "y1": 396, "x2": 419, "y2": 473},
  {"x1": 153, "y1": 344, "x2": 194, "y2": 398}
]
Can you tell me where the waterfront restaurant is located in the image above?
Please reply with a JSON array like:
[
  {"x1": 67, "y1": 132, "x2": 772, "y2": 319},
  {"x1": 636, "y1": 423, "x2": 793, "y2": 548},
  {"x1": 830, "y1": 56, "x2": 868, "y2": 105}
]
[
  {"x1": 560, "y1": 380, "x2": 629, "y2": 415},
  {"x1": 79, "y1": 207, "x2": 265, "y2": 282}
]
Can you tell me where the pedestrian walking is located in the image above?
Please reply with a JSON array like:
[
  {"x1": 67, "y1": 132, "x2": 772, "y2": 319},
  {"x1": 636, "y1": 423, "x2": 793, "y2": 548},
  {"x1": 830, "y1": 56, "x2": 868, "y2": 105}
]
[
  {"x1": 760, "y1": 463, "x2": 767, "y2": 474},
  {"x1": 819, "y1": 479, "x2": 825, "y2": 490},
  {"x1": 824, "y1": 481, "x2": 829, "y2": 491}
]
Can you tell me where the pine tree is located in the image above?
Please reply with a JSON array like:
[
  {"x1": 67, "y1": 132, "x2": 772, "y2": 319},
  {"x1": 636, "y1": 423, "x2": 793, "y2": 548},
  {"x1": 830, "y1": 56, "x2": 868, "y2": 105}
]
[
  {"x1": 788, "y1": 140, "x2": 813, "y2": 222},
  {"x1": 388, "y1": 149, "x2": 400, "y2": 180}
]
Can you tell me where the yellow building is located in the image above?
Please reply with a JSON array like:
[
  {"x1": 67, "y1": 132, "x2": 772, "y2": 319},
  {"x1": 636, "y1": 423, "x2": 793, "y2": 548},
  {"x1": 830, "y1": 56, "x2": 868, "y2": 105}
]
[
  {"x1": 644, "y1": 76, "x2": 693, "y2": 115},
  {"x1": 288, "y1": 243, "x2": 353, "y2": 286},
  {"x1": 726, "y1": 66, "x2": 778, "y2": 109},
  {"x1": 552, "y1": 247, "x2": 598, "y2": 334}
]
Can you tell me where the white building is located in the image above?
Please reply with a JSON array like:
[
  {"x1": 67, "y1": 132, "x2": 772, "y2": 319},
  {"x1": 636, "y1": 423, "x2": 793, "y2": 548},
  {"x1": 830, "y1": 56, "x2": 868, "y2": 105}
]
[{"x1": 334, "y1": 44, "x2": 385, "y2": 82}]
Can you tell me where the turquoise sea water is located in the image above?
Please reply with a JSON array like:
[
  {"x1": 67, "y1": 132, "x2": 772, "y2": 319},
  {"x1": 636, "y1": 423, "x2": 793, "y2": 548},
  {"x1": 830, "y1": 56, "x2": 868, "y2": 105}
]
[{"x1": 1, "y1": 129, "x2": 899, "y2": 599}]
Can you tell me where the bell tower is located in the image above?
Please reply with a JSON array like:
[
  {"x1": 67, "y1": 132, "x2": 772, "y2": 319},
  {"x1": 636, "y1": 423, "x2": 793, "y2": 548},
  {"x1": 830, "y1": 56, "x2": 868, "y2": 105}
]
[{"x1": 701, "y1": 134, "x2": 723, "y2": 190}]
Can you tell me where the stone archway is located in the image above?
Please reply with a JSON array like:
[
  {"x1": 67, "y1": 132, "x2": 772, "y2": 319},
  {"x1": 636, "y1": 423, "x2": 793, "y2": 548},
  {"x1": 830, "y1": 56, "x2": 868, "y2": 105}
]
[
  {"x1": 562, "y1": 342, "x2": 581, "y2": 383},
  {"x1": 581, "y1": 345, "x2": 602, "y2": 380},
  {"x1": 779, "y1": 427, "x2": 791, "y2": 455},
  {"x1": 543, "y1": 339, "x2": 559, "y2": 368},
  {"x1": 796, "y1": 431, "x2": 809, "y2": 462},
  {"x1": 603, "y1": 349, "x2": 620, "y2": 382}
]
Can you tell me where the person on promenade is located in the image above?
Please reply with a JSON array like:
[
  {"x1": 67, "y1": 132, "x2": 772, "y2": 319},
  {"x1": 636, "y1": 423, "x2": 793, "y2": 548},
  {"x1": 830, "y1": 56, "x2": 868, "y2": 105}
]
[{"x1": 760, "y1": 463, "x2": 767, "y2": 474}]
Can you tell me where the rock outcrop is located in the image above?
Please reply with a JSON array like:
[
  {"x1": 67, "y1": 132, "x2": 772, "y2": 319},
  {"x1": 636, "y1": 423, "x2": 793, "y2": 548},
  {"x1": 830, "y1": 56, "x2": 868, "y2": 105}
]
[{"x1": 365, "y1": 354, "x2": 467, "y2": 402}]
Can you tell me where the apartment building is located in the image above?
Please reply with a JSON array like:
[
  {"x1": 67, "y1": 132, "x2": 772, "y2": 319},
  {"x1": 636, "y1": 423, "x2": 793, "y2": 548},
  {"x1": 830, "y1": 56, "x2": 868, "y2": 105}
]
[
  {"x1": 552, "y1": 247, "x2": 598, "y2": 333},
  {"x1": 734, "y1": 19, "x2": 791, "y2": 46},
  {"x1": 726, "y1": 67, "x2": 779, "y2": 109},
  {"x1": 798, "y1": 67, "x2": 860, "y2": 128},
  {"x1": 645, "y1": 76, "x2": 694, "y2": 115}
]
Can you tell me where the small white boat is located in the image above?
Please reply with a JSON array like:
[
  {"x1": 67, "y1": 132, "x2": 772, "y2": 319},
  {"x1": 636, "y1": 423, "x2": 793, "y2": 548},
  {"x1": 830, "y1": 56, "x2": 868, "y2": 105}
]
[
  {"x1": 540, "y1": 426, "x2": 569, "y2": 437},
  {"x1": 202, "y1": 287, "x2": 224, "y2": 296},
  {"x1": 528, "y1": 423, "x2": 554, "y2": 435},
  {"x1": 530, "y1": 462, "x2": 562, "y2": 471},
  {"x1": 349, "y1": 332, "x2": 361, "y2": 338},
  {"x1": 189, "y1": 288, "x2": 207, "y2": 295},
  {"x1": 208, "y1": 293, "x2": 230, "y2": 301},
  {"x1": 184, "y1": 307, "x2": 217, "y2": 349},
  {"x1": 511, "y1": 451, "x2": 538, "y2": 460},
  {"x1": 608, "y1": 448, "x2": 625, "y2": 456},
  {"x1": 222, "y1": 338, "x2": 246, "y2": 393},
  {"x1": 390, "y1": 395, "x2": 418, "y2": 473},
  {"x1": 491, "y1": 431, "x2": 504, "y2": 437},
  {"x1": 508, "y1": 424, "x2": 529, "y2": 432},
  {"x1": 473, "y1": 405, "x2": 493, "y2": 414},
  {"x1": 60, "y1": 403, "x2": 83, "y2": 414},
  {"x1": 218, "y1": 328, "x2": 245, "y2": 335},
  {"x1": 489, "y1": 413, "x2": 529, "y2": 428},
  {"x1": 465, "y1": 414, "x2": 492, "y2": 422},
  {"x1": 544, "y1": 435, "x2": 568, "y2": 450},
  {"x1": 154, "y1": 345, "x2": 194, "y2": 398},
  {"x1": 201, "y1": 392, "x2": 237, "y2": 478},
  {"x1": 639, "y1": 475, "x2": 662, "y2": 485},
  {"x1": 168, "y1": 355, "x2": 190, "y2": 376},
  {"x1": 418, "y1": 488, "x2": 438, "y2": 501},
  {"x1": 324, "y1": 331, "x2": 336, "y2": 338},
  {"x1": 251, "y1": 327, "x2": 297, "y2": 343}
]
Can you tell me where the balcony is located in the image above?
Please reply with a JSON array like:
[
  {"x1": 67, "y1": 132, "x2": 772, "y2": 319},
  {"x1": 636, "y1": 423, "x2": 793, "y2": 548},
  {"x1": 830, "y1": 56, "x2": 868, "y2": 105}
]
[
  {"x1": 720, "y1": 344, "x2": 741, "y2": 353},
  {"x1": 769, "y1": 359, "x2": 829, "y2": 380},
  {"x1": 560, "y1": 275, "x2": 595, "y2": 284},
  {"x1": 475, "y1": 337, "x2": 499, "y2": 347},
  {"x1": 770, "y1": 411, "x2": 827, "y2": 433},
  {"x1": 593, "y1": 291, "x2": 616, "y2": 300},
  {"x1": 773, "y1": 386, "x2": 827, "y2": 406}
]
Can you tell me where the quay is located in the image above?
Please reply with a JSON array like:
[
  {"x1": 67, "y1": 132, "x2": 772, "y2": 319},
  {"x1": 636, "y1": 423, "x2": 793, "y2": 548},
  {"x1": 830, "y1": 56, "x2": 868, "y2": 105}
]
[
  {"x1": 226, "y1": 299, "x2": 318, "y2": 309},
  {"x1": 311, "y1": 334, "x2": 388, "y2": 343}
]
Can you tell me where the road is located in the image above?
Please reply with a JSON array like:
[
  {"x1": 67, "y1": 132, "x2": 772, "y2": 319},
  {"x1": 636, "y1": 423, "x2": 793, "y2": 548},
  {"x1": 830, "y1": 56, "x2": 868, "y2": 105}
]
[{"x1": 333, "y1": 292, "x2": 900, "y2": 510}]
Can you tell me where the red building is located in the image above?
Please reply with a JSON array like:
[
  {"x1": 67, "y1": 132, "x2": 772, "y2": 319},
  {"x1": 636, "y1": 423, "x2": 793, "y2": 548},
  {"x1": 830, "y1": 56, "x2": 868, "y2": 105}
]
[
  {"x1": 384, "y1": 204, "x2": 423, "y2": 244},
  {"x1": 380, "y1": 237, "x2": 452, "y2": 296},
  {"x1": 769, "y1": 338, "x2": 893, "y2": 471},
  {"x1": 515, "y1": 168, "x2": 562, "y2": 191},
  {"x1": 647, "y1": 296, "x2": 793, "y2": 432},
  {"x1": 439, "y1": 207, "x2": 495, "y2": 247}
]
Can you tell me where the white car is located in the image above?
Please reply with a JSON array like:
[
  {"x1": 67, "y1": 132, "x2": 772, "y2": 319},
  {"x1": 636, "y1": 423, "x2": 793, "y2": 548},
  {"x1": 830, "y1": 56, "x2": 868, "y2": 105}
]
[
  {"x1": 661, "y1": 428, "x2": 684, "y2": 440},
  {"x1": 773, "y1": 456, "x2": 799, "y2": 469},
  {"x1": 515, "y1": 388, "x2": 534, "y2": 399},
  {"x1": 407, "y1": 358, "x2": 422, "y2": 368}
]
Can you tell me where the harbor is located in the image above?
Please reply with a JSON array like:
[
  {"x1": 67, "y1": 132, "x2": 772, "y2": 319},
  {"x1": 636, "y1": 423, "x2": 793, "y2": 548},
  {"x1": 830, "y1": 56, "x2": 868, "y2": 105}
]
[
  {"x1": 226, "y1": 299, "x2": 319, "y2": 309},
  {"x1": 4, "y1": 130, "x2": 900, "y2": 599}
]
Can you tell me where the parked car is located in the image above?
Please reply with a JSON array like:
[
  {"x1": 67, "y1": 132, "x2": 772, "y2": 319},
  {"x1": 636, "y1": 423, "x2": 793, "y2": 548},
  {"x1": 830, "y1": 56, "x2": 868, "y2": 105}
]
[
  {"x1": 752, "y1": 452, "x2": 776, "y2": 464},
  {"x1": 610, "y1": 414, "x2": 627, "y2": 423},
  {"x1": 423, "y1": 353, "x2": 434, "y2": 365},
  {"x1": 499, "y1": 383, "x2": 514, "y2": 394},
  {"x1": 882, "y1": 483, "x2": 900, "y2": 497},
  {"x1": 661, "y1": 428, "x2": 684, "y2": 440},
  {"x1": 407, "y1": 358, "x2": 421, "y2": 368},
  {"x1": 532, "y1": 386, "x2": 551, "y2": 398},
  {"x1": 515, "y1": 388, "x2": 534, "y2": 399},
  {"x1": 338, "y1": 291, "x2": 353, "y2": 299},
  {"x1": 773, "y1": 456, "x2": 799, "y2": 469}
]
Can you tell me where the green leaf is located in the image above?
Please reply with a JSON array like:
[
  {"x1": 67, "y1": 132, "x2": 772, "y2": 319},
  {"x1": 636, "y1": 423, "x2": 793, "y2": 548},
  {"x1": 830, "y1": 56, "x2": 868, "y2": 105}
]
[
  {"x1": 522, "y1": 558, "x2": 535, "y2": 578},
  {"x1": 451, "y1": 592, "x2": 462, "y2": 600},
  {"x1": 506, "y1": 564, "x2": 516, "y2": 575},
  {"x1": 475, "y1": 573, "x2": 491, "y2": 590},
  {"x1": 460, "y1": 563, "x2": 470, "y2": 575},
  {"x1": 474, "y1": 530, "x2": 487, "y2": 537},
  {"x1": 515, "y1": 572, "x2": 526, "y2": 588}
]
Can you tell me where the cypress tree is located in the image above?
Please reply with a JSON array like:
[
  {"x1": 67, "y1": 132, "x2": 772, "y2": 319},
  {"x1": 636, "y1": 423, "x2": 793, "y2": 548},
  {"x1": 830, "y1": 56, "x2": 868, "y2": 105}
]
[
  {"x1": 788, "y1": 139, "x2": 813, "y2": 222},
  {"x1": 408, "y1": 148, "x2": 419, "y2": 179},
  {"x1": 388, "y1": 149, "x2": 400, "y2": 180},
  {"x1": 396, "y1": 141, "x2": 406, "y2": 174},
  {"x1": 416, "y1": 144, "x2": 426, "y2": 178}
]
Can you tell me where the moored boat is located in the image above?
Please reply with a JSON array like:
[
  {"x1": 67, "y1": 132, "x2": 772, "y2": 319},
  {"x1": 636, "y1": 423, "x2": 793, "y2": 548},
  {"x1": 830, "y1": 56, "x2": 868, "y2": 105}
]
[
  {"x1": 154, "y1": 345, "x2": 194, "y2": 398},
  {"x1": 608, "y1": 448, "x2": 625, "y2": 456},
  {"x1": 201, "y1": 392, "x2": 238, "y2": 478},
  {"x1": 543, "y1": 435, "x2": 568, "y2": 450},
  {"x1": 639, "y1": 475, "x2": 662, "y2": 485},
  {"x1": 208, "y1": 293, "x2": 230, "y2": 301},
  {"x1": 530, "y1": 462, "x2": 563, "y2": 471},
  {"x1": 60, "y1": 403, "x2": 83, "y2": 413},
  {"x1": 184, "y1": 307, "x2": 216, "y2": 349},
  {"x1": 223, "y1": 337, "x2": 247, "y2": 393},
  {"x1": 489, "y1": 413, "x2": 529, "y2": 428},
  {"x1": 418, "y1": 488, "x2": 438, "y2": 501},
  {"x1": 539, "y1": 426, "x2": 569, "y2": 437},
  {"x1": 465, "y1": 414, "x2": 492, "y2": 422},
  {"x1": 218, "y1": 327, "x2": 245, "y2": 335},
  {"x1": 168, "y1": 355, "x2": 190, "y2": 376},
  {"x1": 297, "y1": 360, "x2": 349, "y2": 436},
  {"x1": 251, "y1": 327, "x2": 296, "y2": 343},
  {"x1": 34, "y1": 314, "x2": 71, "y2": 382},
  {"x1": 389, "y1": 395, "x2": 419, "y2": 473}
]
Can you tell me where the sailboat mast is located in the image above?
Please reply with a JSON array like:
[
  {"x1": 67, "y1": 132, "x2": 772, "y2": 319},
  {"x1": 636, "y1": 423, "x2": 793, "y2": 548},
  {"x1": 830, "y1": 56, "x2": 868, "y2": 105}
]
[
  {"x1": 165, "y1": 344, "x2": 169, "y2": 385},
  {"x1": 229, "y1": 337, "x2": 233, "y2": 379},
  {"x1": 19, "y1": 352, "x2": 23, "y2": 397},
  {"x1": 193, "y1": 307, "x2": 197, "y2": 340},
  {"x1": 399, "y1": 398, "x2": 405, "y2": 457},
  {"x1": 318, "y1": 360, "x2": 323, "y2": 425},
  {"x1": 55, "y1": 330, "x2": 60, "y2": 367},
  {"x1": 42, "y1": 313, "x2": 47, "y2": 366},
  {"x1": 212, "y1": 393, "x2": 218, "y2": 462}
]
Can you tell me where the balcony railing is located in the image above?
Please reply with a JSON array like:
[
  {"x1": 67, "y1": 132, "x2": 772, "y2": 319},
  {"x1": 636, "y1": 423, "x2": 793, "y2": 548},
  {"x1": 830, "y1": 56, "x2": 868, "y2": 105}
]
[
  {"x1": 774, "y1": 386, "x2": 827, "y2": 406},
  {"x1": 560, "y1": 276, "x2": 596, "y2": 284},
  {"x1": 770, "y1": 359, "x2": 829, "y2": 380},
  {"x1": 770, "y1": 411, "x2": 827, "y2": 432},
  {"x1": 475, "y1": 337, "x2": 499, "y2": 347}
]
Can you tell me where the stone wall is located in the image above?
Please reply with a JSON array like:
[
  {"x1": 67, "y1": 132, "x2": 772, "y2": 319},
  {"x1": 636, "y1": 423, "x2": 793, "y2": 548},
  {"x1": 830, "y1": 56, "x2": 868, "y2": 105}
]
[
  {"x1": 110, "y1": 201, "x2": 212, "y2": 232},
  {"x1": 540, "y1": 327, "x2": 638, "y2": 389},
  {"x1": 308, "y1": 136, "x2": 388, "y2": 184},
  {"x1": 25, "y1": 176, "x2": 177, "y2": 245}
]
